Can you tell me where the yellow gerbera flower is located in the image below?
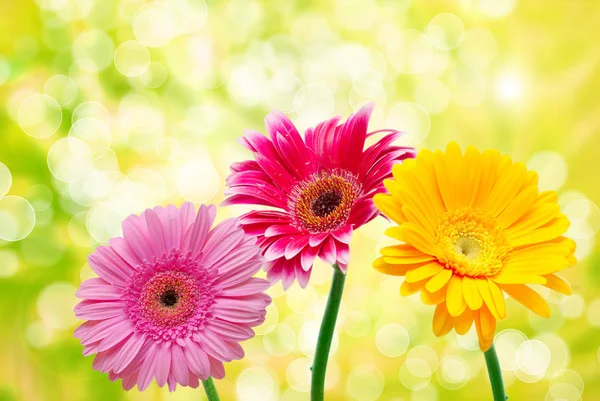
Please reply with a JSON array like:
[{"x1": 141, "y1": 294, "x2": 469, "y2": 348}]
[{"x1": 373, "y1": 142, "x2": 576, "y2": 351}]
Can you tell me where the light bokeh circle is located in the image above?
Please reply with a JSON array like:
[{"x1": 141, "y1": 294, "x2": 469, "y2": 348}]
[
  {"x1": 0, "y1": 196, "x2": 36, "y2": 241},
  {"x1": 0, "y1": 162, "x2": 11, "y2": 198},
  {"x1": 18, "y1": 94, "x2": 62, "y2": 138},
  {"x1": 427, "y1": 13, "x2": 465, "y2": 50}
]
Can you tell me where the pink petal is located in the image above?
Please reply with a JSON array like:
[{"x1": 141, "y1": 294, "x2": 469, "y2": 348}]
[
  {"x1": 184, "y1": 338, "x2": 210, "y2": 380},
  {"x1": 155, "y1": 342, "x2": 171, "y2": 387},
  {"x1": 75, "y1": 300, "x2": 124, "y2": 321},
  {"x1": 121, "y1": 215, "x2": 154, "y2": 262},
  {"x1": 108, "y1": 237, "x2": 141, "y2": 268},
  {"x1": 143, "y1": 208, "x2": 167, "y2": 256},
  {"x1": 206, "y1": 319, "x2": 255, "y2": 342},
  {"x1": 97, "y1": 320, "x2": 134, "y2": 352},
  {"x1": 183, "y1": 204, "x2": 217, "y2": 256},
  {"x1": 76, "y1": 278, "x2": 121, "y2": 301},
  {"x1": 209, "y1": 244, "x2": 261, "y2": 274},
  {"x1": 113, "y1": 333, "x2": 147, "y2": 374},
  {"x1": 137, "y1": 342, "x2": 158, "y2": 391},
  {"x1": 202, "y1": 224, "x2": 245, "y2": 267},
  {"x1": 219, "y1": 278, "x2": 270, "y2": 296},
  {"x1": 171, "y1": 344, "x2": 189, "y2": 387},
  {"x1": 195, "y1": 330, "x2": 233, "y2": 361},
  {"x1": 88, "y1": 249, "x2": 130, "y2": 287},
  {"x1": 218, "y1": 257, "x2": 263, "y2": 288},
  {"x1": 212, "y1": 304, "x2": 264, "y2": 324},
  {"x1": 208, "y1": 357, "x2": 225, "y2": 379}
]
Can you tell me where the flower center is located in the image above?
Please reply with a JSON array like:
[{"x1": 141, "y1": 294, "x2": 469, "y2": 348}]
[
  {"x1": 138, "y1": 271, "x2": 201, "y2": 327},
  {"x1": 311, "y1": 191, "x2": 343, "y2": 217},
  {"x1": 436, "y1": 208, "x2": 511, "y2": 278},
  {"x1": 289, "y1": 170, "x2": 362, "y2": 233},
  {"x1": 160, "y1": 289, "x2": 179, "y2": 307}
]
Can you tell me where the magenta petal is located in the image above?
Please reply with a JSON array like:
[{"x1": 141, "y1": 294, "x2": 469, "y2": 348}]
[
  {"x1": 264, "y1": 236, "x2": 293, "y2": 261},
  {"x1": 265, "y1": 225, "x2": 300, "y2": 238},
  {"x1": 308, "y1": 233, "x2": 329, "y2": 247},
  {"x1": 332, "y1": 225, "x2": 353, "y2": 244},
  {"x1": 284, "y1": 235, "x2": 310, "y2": 260},
  {"x1": 318, "y1": 236, "x2": 337, "y2": 265},
  {"x1": 301, "y1": 246, "x2": 320, "y2": 271},
  {"x1": 336, "y1": 242, "x2": 350, "y2": 265},
  {"x1": 295, "y1": 263, "x2": 311, "y2": 288}
]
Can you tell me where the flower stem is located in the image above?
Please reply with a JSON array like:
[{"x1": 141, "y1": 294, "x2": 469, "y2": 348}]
[
  {"x1": 202, "y1": 377, "x2": 220, "y2": 401},
  {"x1": 484, "y1": 345, "x2": 508, "y2": 401},
  {"x1": 311, "y1": 263, "x2": 346, "y2": 401}
]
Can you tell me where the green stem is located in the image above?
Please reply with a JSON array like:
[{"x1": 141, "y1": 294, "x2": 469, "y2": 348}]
[
  {"x1": 311, "y1": 263, "x2": 346, "y2": 401},
  {"x1": 202, "y1": 377, "x2": 221, "y2": 401},
  {"x1": 484, "y1": 345, "x2": 508, "y2": 401}
]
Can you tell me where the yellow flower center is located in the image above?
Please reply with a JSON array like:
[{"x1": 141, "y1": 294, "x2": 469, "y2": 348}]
[{"x1": 436, "y1": 208, "x2": 511, "y2": 278}]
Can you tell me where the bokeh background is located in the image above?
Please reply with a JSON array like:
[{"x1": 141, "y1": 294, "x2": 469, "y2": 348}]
[{"x1": 1, "y1": 0, "x2": 599, "y2": 400}]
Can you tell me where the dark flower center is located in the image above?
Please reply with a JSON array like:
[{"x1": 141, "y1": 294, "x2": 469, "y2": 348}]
[
  {"x1": 161, "y1": 289, "x2": 179, "y2": 307},
  {"x1": 311, "y1": 191, "x2": 343, "y2": 217}
]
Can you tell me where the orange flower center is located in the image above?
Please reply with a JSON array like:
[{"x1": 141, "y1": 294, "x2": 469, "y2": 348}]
[
  {"x1": 436, "y1": 208, "x2": 511, "y2": 277},
  {"x1": 289, "y1": 170, "x2": 362, "y2": 233}
]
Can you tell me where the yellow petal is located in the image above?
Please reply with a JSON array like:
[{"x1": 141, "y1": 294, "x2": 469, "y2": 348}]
[
  {"x1": 472, "y1": 149, "x2": 501, "y2": 208},
  {"x1": 507, "y1": 203, "x2": 560, "y2": 237},
  {"x1": 500, "y1": 284, "x2": 551, "y2": 318},
  {"x1": 381, "y1": 244, "x2": 424, "y2": 257},
  {"x1": 373, "y1": 257, "x2": 412, "y2": 276},
  {"x1": 456, "y1": 145, "x2": 481, "y2": 208},
  {"x1": 415, "y1": 149, "x2": 447, "y2": 216},
  {"x1": 400, "y1": 223, "x2": 439, "y2": 257},
  {"x1": 462, "y1": 277, "x2": 483, "y2": 310},
  {"x1": 425, "y1": 268, "x2": 453, "y2": 293},
  {"x1": 421, "y1": 286, "x2": 447, "y2": 305},
  {"x1": 383, "y1": 254, "x2": 437, "y2": 265},
  {"x1": 491, "y1": 271, "x2": 547, "y2": 285},
  {"x1": 543, "y1": 274, "x2": 571, "y2": 295},
  {"x1": 402, "y1": 204, "x2": 436, "y2": 238},
  {"x1": 400, "y1": 279, "x2": 426, "y2": 296},
  {"x1": 406, "y1": 262, "x2": 444, "y2": 283},
  {"x1": 481, "y1": 162, "x2": 528, "y2": 217},
  {"x1": 446, "y1": 275, "x2": 467, "y2": 317},
  {"x1": 478, "y1": 305, "x2": 496, "y2": 340},
  {"x1": 433, "y1": 149, "x2": 457, "y2": 211},
  {"x1": 475, "y1": 279, "x2": 500, "y2": 320},
  {"x1": 510, "y1": 216, "x2": 570, "y2": 248},
  {"x1": 488, "y1": 280, "x2": 507, "y2": 319},
  {"x1": 496, "y1": 185, "x2": 538, "y2": 228},
  {"x1": 454, "y1": 308, "x2": 474, "y2": 335},
  {"x1": 373, "y1": 193, "x2": 406, "y2": 225},
  {"x1": 433, "y1": 303, "x2": 453, "y2": 337}
]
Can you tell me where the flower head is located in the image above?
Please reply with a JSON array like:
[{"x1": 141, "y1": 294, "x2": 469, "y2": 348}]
[
  {"x1": 223, "y1": 103, "x2": 415, "y2": 288},
  {"x1": 373, "y1": 143, "x2": 576, "y2": 351},
  {"x1": 74, "y1": 203, "x2": 270, "y2": 391}
]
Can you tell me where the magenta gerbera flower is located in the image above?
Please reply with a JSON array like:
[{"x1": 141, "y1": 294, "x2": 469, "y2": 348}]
[
  {"x1": 74, "y1": 203, "x2": 270, "y2": 391},
  {"x1": 223, "y1": 103, "x2": 415, "y2": 288}
]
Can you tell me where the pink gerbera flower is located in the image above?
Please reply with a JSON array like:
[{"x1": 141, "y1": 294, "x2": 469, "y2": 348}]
[
  {"x1": 223, "y1": 103, "x2": 415, "y2": 288},
  {"x1": 74, "y1": 203, "x2": 270, "y2": 391}
]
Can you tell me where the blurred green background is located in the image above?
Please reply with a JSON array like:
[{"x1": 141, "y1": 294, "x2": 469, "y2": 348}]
[{"x1": 0, "y1": 0, "x2": 599, "y2": 400}]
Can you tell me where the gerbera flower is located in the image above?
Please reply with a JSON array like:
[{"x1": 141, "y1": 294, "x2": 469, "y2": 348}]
[
  {"x1": 74, "y1": 203, "x2": 270, "y2": 392},
  {"x1": 373, "y1": 142, "x2": 576, "y2": 351},
  {"x1": 223, "y1": 103, "x2": 415, "y2": 288}
]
